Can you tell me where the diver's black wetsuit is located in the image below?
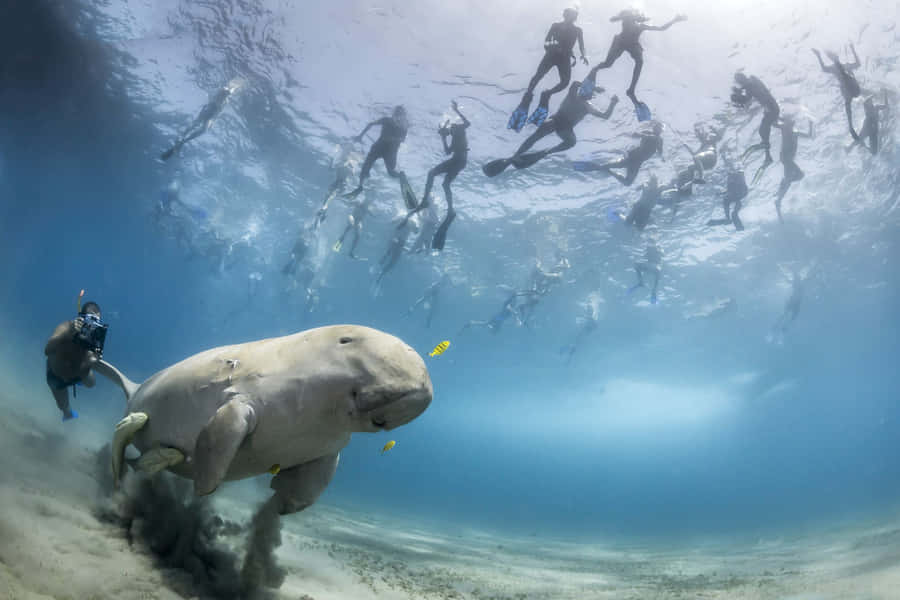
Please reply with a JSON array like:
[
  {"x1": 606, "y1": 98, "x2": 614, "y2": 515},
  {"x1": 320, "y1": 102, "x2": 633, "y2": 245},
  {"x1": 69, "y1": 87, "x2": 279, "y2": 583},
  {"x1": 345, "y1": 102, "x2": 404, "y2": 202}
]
[
  {"x1": 813, "y1": 47, "x2": 861, "y2": 139},
  {"x1": 734, "y1": 74, "x2": 779, "y2": 163},
  {"x1": 775, "y1": 120, "x2": 811, "y2": 223},
  {"x1": 346, "y1": 113, "x2": 408, "y2": 197},
  {"x1": 516, "y1": 83, "x2": 617, "y2": 158},
  {"x1": 852, "y1": 96, "x2": 887, "y2": 155},
  {"x1": 707, "y1": 170, "x2": 748, "y2": 231},
  {"x1": 626, "y1": 179, "x2": 661, "y2": 230},
  {"x1": 583, "y1": 124, "x2": 663, "y2": 186},
  {"x1": 527, "y1": 21, "x2": 585, "y2": 100},
  {"x1": 588, "y1": 11, "x2": 684, "y2": 105}
]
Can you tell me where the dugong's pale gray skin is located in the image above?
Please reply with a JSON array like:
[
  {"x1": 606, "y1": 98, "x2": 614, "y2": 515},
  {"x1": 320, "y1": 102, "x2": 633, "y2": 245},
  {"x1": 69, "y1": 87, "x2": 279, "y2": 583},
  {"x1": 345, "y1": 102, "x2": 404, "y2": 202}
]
[{"x1": 96, "y1": 324, "x2": 432, "y2": 515}]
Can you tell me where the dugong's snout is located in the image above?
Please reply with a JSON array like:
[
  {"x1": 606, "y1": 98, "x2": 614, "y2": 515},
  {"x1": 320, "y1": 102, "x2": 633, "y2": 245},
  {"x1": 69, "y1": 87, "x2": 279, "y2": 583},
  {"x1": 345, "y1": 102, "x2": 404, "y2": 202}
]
[{"x1": 352, "y1": 338, "x2": 433, "y2": 433}]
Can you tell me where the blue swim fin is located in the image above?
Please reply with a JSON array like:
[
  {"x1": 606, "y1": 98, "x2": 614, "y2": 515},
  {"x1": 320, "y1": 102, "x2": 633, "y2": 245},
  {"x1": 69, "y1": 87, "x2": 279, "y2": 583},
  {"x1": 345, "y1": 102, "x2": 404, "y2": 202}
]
[
  {"x1": 650, "y1": 292, "x2": 658, "y2": 305},
  {"x1": 507, "y1": 93, "x2": 533, "y2": 132},
  {"x1": 527, "y1": 93, "x2": 550, "y2": 127},
  {"x1": 63, "y1": 410, "x2": 79, "y2": 422},
  {"x1": 607, "y1": 207, "x2": 624, "y2": 224},
  {"x1": 626, "y1": 283, "x2": 643, "y2": 295},
  {"x1": 635, "y1": 102, "x2": 652, "y2": 122}
]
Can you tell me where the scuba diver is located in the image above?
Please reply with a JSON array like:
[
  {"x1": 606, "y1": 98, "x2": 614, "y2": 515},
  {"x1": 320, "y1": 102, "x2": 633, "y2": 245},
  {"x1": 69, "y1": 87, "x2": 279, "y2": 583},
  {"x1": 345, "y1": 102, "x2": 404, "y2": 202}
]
[
  {"x1": 811, "y1": 45, "x2": 861, "y2": 140},
  {"x1": 484, "y1": 82, "x2": 618, "y2": 177},
  {"x1": 707, "y1": 169, "x2": 749, "y2": 231},
  {"x1": 44, "y1": 299, "x2": 108, "y2": 421},
  {"x1": 560, "y1": 296, "x2": 601, "y2": 364},
  {"x1": 458, "y1": 291, "x2": 525, "y2": 335},
  {"x1": 405, "y1": 274, "x2": 451, "y2": 328},
  {"x1": 344, "y1": 106, "x2": 412, "y2": 207},
  {"x1": 731, "y1": 72, "x2": 780, "y2": 183},
  {"x1": 333, "y1": 193, "x2": 375, "y2": 259},
  {"x1": 576, "y1": 121, "x2": 663, "y2": 186},
  {"x1": 508, "y1": 7, "x2": 588, "y2": 132},
  {"x1": 848, "y1": 93, "x2": 888, "y2": 155},
  {"x1": 581, "y1": 9, "x2": 687, "y2": 121},
  {"x1": 403, "y1": 101, "x2": 470, "y2": 251},
  {"x1": 660, "y1": 125, "x2": 721, "y2": 216},
  {"x1": 282, "y1": 227, "x2": 312, "y2": 276},
  {"x1": 315, "y1": 141, "x2": 360, "y2": 230},
  {"x1": 375, "y1": 217, "x2": 416, "y2": 286},
  {"x1": 775, "y1": 115, "x2": 814, "y2": 223},
  {"x1": 160, "y1": 78, "x2": 244, "y2": 161},
  {"x1": 627, "y1": 243, "x2": 662, "y2": 304}
]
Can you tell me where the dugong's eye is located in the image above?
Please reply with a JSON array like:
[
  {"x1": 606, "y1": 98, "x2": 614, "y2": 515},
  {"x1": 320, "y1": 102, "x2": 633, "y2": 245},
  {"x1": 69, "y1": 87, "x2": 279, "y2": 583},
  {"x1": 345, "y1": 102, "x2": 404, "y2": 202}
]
[{"x1": 339, "y1": 337, "x2": 353, "y2": 344}]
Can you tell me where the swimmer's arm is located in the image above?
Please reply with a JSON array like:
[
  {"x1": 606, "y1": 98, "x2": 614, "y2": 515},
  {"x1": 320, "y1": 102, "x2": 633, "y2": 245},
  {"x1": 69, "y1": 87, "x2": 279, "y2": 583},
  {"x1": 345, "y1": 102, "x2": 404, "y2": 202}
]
[
  {"x1": 796, "y1": 121, "x2": 814, "y2": 138},
  {"x1": 355, "y1": 119, "x2": 387, "y2": 141},
  {"x1": 440, "y1": 131, "x2": 452, "y2": 154},
  {"x1": 848, "y1": 44, "x2": 861, "y2": 70},
  {"x1": 810, "y1": 48, "x2": 831, "y2": 72},
  {"x1": 642, "y1": 15, "x2": 686, "y2": 31},
  {"x1": 577, "y1": 27, "x2": 587, "y2": 63},
  {"x1": 44, "y1": 322, "x2": 74, "y2": 356},
  {"x1": 587, "y1": 95, "x2": 618, "y2": 119},
  {"x1": 544, "y1": 23, "x2": 557, "y2": 49},
  {"x1": 452, "y1": 101, "x2": 470, "y2": 128}
]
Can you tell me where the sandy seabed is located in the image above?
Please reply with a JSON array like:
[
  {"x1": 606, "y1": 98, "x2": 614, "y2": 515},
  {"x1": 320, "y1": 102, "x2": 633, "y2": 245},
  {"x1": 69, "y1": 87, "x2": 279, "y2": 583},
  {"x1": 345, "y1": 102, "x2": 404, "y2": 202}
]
[{"x1": 1, "y1": 385, "x2": 899, "y2": 600}]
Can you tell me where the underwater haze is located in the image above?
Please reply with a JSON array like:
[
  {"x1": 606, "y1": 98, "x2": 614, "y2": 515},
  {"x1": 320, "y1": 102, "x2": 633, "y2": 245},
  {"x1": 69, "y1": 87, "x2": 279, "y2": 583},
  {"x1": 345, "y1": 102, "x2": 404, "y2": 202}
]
[{"x1": 1, "y1": 0, "x2": 900, "y2": 598}]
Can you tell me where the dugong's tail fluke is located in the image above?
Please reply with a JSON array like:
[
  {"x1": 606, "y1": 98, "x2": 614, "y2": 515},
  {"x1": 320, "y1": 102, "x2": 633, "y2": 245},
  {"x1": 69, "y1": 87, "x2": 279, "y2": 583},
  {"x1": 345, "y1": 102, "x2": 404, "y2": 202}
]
[{"x1": 94, "y1": 359, "x2": 140, "y2": 401}]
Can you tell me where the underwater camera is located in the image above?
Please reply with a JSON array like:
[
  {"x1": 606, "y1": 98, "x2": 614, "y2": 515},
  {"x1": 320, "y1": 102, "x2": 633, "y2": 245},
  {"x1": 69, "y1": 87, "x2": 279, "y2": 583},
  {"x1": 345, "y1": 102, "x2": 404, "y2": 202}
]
[{"x1": 74, "y1": 313, "x2": 108, "y2": 355}]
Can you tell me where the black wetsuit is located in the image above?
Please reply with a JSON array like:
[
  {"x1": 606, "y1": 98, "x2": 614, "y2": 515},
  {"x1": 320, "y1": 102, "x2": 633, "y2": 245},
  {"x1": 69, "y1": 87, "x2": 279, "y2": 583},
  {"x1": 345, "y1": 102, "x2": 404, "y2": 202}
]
[
  {"x1": 707, "y1": 170, "x2": 748, "y2": 231},
  {"x1": 354, "y1": 116, "x2": 408, "y2": 191},
  {"x1": 626, "y1": 182, "x2": 661, "y2": 230},
  {"x1": 422, "y1": 123, "x2": 468, "y2": 209},
  {"x1": 775, "y1": 123, "x2": 805, "y2": 222},
  {"x1": 527, "y1": 21, "x2": 584, "y2": 100},
  {"x1": 856, "y1": 99, "x2": 884, "y2": 155},
  {"x1": 598, "y1": 129, "x2": 663, "y2": 186},
  {"x1": 516, "y1": 82, "x2": 613, "y2": 157},
  {"x1": 815, "y1": 50, "x2": 861, "y2": 139},
  {"x1": 737, "y1": 76, "x2": 780, "y2": 157}
]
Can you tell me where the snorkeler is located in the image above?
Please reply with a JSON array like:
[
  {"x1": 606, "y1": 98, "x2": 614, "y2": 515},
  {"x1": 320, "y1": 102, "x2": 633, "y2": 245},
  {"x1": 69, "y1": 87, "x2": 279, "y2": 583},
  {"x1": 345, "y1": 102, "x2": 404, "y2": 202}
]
[
  {"x1": 160, "y1": 78, "x2": 243, "y2": 161},
  {"x1": 458, "y1": 291, "x2": 524, "y2": 335},
  {"x1": 516, "y1": 256, "x2": 570, "y2": 325},
  {"x1": 627, "y1": 243, "x2": 662, "y2": 304},
  {"x1": 404, "y1": 101, "x2": 470, "y2": 251},
  {"x1": 44, "y1": 300, "x2": 107, "y2": 421},
  {"x1": 811, "y1": 45, "x2": 861, "y2": 140},
  {"x1": 315, "y1": 142, "x2": 360, "y2": 230},
  {"x1": 406, "y1": 274, "x2": 451, "y2": 328},
  {"x1": 771, "y1": 266, "x2": 815, "y2": 339},
  {"x1": 576, "y1": 121, "x2": 663, "y2": 186},
  {"x1": 775, "y1": 115, "x2": 813, "y2": 223},
  {"x1": 344, "y1": 106, "x2": 409, "y2": 201},
  {"x1": 731, "y1": 72, "x2": 780, "y2": 182},
  {"x1": 282, "y1": 228, "x2": 311, "y2": 276},
  {"x1": 485, "y1": 82, "x2": 618, "y2": 177},
  {"x1": 581, "y1": 9, "x2": 686, "y2": 120},
  {"x1": 706, "y1": 169, "x2": 749, "y2": 231},
  {"x1": 334, "y1": 193, "x2": 375, "y2": 259},
  {"x1": 560, "y1": 298, "x2": 601, "y2": 364},
  {"x1": 625, "y1": 174, "x2": 662, "y2": 230},
  {"x1": 508, "y1": 8, "x2": 588, "y2": 132},
  {"x1": 848, "y1": 93, "x2": 888, "y2": 155},
  {"x1": 375, "y1": 217, "x2": 416, "y2": 285},
  {"x1": 660, "y1": 126, "x2": 720, "y2": 216}
]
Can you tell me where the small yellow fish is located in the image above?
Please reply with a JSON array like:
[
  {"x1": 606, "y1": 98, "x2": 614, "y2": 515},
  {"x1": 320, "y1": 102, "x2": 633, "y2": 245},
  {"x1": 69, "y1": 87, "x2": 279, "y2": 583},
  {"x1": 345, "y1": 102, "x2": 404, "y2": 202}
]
[
  {"x1": 268, "y1": 464, "x2": 281, "y2": 475},
  {"x1": 429, "y1": 340, "x2": 450, "y2": 357},
  {"x1": 381, "y1": 440, "x2": 396, "y2": 454}
]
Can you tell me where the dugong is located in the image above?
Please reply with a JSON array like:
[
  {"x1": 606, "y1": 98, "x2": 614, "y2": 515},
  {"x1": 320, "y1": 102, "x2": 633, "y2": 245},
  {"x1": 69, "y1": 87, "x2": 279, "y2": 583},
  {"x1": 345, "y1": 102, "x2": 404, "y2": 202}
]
[{"x1": 96, "y1": 324, "x2": 432, "y2": 515}]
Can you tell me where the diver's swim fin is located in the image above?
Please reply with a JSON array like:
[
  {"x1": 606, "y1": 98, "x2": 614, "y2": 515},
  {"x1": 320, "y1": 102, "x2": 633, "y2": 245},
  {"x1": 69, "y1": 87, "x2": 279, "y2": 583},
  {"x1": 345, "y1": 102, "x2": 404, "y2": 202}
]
[
  {"x1": 343, "y1": 186, "x2": 363, "y2": 199},
  {"x1": 527, "y1": 93, "x2": 550, "y2": 127},
  {"x1": 650, "y1": 293, "x2": 658, "y2": 305},
  {"x1": 634, "y1": 102, "x2": 652, "y2": 122},
  {"x1": 751, "y1": 158, "x2": 773, "y2": 185},
  {"x1": 507, "y1": 92, "x2": 533, "y2": 132},
  {"x1": 607, "y1": 207, "x2": 624, "y2": 224},
  {"x1": 398, "y1": 172, "x2": 418, "y2": 210},
  {"x1": 483, "y1": 158, "x2": 513, "y2": 177},
  {"x1": 578, "y1": 73, "x2": 597, "y2": 98},
  {"x1": 160, "y1": 143, "x2": 180, "y2": 162},
  {"x1": 511, "y1": 150, "x2": 548, "y2": 170},
  {"x1": 431, "y1": 209, "x2": 456, "y2": 251},
  {"x1": 63, "y1": 410, "x2": 79, "y2": 422}
]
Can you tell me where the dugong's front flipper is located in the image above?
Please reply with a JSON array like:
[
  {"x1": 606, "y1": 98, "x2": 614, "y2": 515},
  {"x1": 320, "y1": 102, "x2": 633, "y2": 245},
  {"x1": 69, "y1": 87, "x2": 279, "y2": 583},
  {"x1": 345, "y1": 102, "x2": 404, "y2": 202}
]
[
  {"x1": 269, "y1": 453, "x2": 340, "y2": 515},
  {"x1": 194, "y1": 395, "x2": 257, "y2": 496},
  {"x1": 112, "y1": 412, "x2": 148, "y2": 486}
]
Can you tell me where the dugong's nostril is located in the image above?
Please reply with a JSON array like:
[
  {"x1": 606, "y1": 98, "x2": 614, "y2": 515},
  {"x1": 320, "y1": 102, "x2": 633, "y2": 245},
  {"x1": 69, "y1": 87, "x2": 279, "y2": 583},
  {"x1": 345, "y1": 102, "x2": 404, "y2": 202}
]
[{"x1": 340, "y1": 337, "x2": 353, "y2": 345}]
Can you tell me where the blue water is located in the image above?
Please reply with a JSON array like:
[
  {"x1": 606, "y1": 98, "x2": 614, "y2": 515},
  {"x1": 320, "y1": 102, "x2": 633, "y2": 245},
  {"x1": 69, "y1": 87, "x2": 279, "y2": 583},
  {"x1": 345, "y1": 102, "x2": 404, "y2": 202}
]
[{"x1": 1, "y1": 0, "x2": 899, "y2": 545}]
